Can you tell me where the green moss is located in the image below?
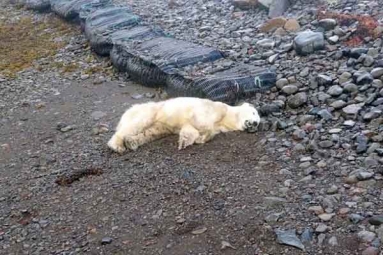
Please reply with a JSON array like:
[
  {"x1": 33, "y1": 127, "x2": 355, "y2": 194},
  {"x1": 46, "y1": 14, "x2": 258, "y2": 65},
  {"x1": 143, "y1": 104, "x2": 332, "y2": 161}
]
[{"x1": 0, "y1": 12, "x2": 77, "y2": 78}]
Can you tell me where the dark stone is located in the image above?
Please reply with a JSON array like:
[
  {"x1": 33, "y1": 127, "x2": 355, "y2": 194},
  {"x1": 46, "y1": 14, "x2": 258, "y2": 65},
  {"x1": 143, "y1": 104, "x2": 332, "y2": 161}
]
[
  {"x1": 101, "y1": 237, "x2": 113, "y2": 245},
  {"x1": 368, "y1": 215, "x2": 383, "y2": 226},
  {"x1": 349, "y1": 48, "x2": 368, "y2": 58},
  {"x1": 294, "y1": 31, "x2": 325, "y2": 56}
]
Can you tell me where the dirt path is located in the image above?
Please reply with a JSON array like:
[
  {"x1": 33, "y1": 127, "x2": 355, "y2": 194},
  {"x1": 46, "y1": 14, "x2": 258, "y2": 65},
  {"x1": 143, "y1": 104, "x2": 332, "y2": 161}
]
[{"x1": 0, "y1": 4, "x2": 373, "y2": 255}]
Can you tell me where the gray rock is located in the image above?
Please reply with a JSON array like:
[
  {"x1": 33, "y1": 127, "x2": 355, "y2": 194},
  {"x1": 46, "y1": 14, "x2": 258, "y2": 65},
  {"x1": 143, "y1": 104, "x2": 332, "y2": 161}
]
[
  {"x1": 349, "y1": 214, "x2": 365, "y2": 224},
  {"x1": 265, "y1": 212, "x2": 283, "y2": 223},
  {"x1": 275, "y1": 229, "x2": 305, "y2": 250},
  {"x1": 342, "y1": 104, "x2": 363, "y2": 115},
  {"x1": 364, "y1": 55, "x2": 375, "y2": 67},
  {"x1": 326, "y1": 185, "x2": 338, "y2": 194},
  {"x1": 300, "y1": 67, "x2": 309, "y2": 77},
  {"x1": 339, "y1": 72, "x2": 352, "y2": 84},
  {"x1": 363, "y1": 110, "x2": 382, "y2": 121},
  {"x1": 361, "y1": 247, "x2": 380, "y2": 255},
  {"x1": 343, "y1": 83, "x2": 358, "y2": 93},
  {"x1": 318, "y1": 233, "x2": 326, "y2": 246},
  {"x1": 327, "y1": 85, "x2": 343, "y2": 96},
  {"x1": 315, "y1": 223, "x2": 328, "y2": 233},
  {"x1": 282, "y1": 85, "x2": 298, "y2": 95},
  {"x1": 369, "y1": 215, "x2": 383, "y2": 226},
  {"x1": 91, "y1": 111, "x2": 107, "y2": 121},
  {"x1": 294, "y1": 30, "x2": 325, "y2": 56},
  {"x1": 264, "y1": 196, "x2": 287, "y2": 206},
  {"x1": 301, "y1": 227, "x2": 313, "y2": 243},
  {"x1": 331, "y1": 100, "x2": 346, "y2": 109},
  {"x1": 371, "y1": 67, "x2": 383, "y2": 78},
  {"x1": 328, "y1": 236, "x2": 338, "y2": 246},
  {"x1": 328, "y1": 35, "x2": 339, "y2": 44},
  {"x1": 257, "y1": 38, "x2": 275, "y2": 48},
  {"x1": 355, "y1": 72, "x2": 374, "y2": 85},
  {"x1": 357, "y1": 171, "x2": 374, "y2": 181},
  {"x1": 367, "y1": 143, "x2": 380, "y2": 154},
  {"x1": 317, "y1": 74, "x2": 333, "y2": 86},
  {"x1": 232, "y1": 0, "x2": 258, "y2": 9},
  {"x1": 350, "y1": 48, "x2": 368, "y2": 58},
  {"x1": 344, "y1": 120, "x2": 356, "y2": 127},
  {"x1": 358, "y1": 231, "x2": 376, "y2": 243},
  {"x1": 319, "y1": 140, "x2": 333, "y2": 148},
  {"x1": 276, "y1": 78, "x2": 289, "y2": 89},
  {"x1": 131, "y1": 93, "x2": 144, "y2": 99},
  {"x1": 356, "y1": 135, "x2": 368, "y2": 154},
  {"x1": 287, "y1": 92, "x2": 307, "y2": 109},
  {"x1": 101, "y1": 237, "x2": 113, "y2": 245},
  {"x1": 365, "y1": 157, "x2": 378, "y2": 167},
  {"x1": 318, "y1": 109, "x2": 333, "y2": 121},
  {"x1": 318, "y1": 19, "x2": 337, "y2": 31},
  {"x1": 268, "y1": 0, "x2": 290, "y2": 18}
]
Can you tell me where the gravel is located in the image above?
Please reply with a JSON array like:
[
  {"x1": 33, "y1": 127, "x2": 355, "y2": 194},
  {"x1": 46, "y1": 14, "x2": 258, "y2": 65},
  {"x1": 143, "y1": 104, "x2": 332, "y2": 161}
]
[{"x1": 2, "y1": 0, "x2": 383, "y2": 254}]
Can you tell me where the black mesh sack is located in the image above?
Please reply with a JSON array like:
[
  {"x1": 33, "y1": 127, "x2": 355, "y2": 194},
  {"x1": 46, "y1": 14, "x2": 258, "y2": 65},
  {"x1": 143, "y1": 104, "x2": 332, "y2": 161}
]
[
  {"x1": 87, "y1": 25, "x2": 163, "y2": 56},
  {"x1": 78, "y1": 0, "x2": 112, "y2": 30},
  {"x1": 166, "y1": 64, "x2": 277, "y2": 105},
  {"x1": 25, "y1": 0, "x2": 50, "y2": 11},
  {"x1": 110, "y1": 37, "x2": 224, "y2": 87},
  {"x1": 84, "y1": 6, "x2": 141, "y2": 56},
  {"x1": 51, "y1": 0, "x2": 106, "y2": 21}
]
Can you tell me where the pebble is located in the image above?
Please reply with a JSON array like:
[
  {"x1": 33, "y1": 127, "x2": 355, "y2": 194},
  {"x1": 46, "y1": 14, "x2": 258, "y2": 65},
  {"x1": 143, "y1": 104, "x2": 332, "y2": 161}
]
[
  {"x1": 191, "y1": 226, "x2": 207, "y2": 235},
  {"x1": 282, "y1": 85, "x2": 298, "y2": 95},
  {"x1": 318, "y1": 213, "x2": 335, "y2": 221},
  {"x1": 308, "y1": 206, "x2": 324, "y2": 215},
  {"x1": 315, "y1": 223, "x2": 328, "y2": 233},
  {"x1": 328, "y1": 236, "x2": 338, "y2": 246},
  {"x1": 342, "y1": 104, "x2": 363, "y2": 115},
  {"x1": 371, "y1": 67, "x2": 383, "y2": 78},
  {"x1": 357, "y1": 171, "x2": 374, "y2": 181},
  {"x1": 318, "y1": 19, "x2": 337, "y2": 31},
  {"x1": 369, "y1": 215, "x2": 383, "y2": 226},
  {"x1": 317, "y1": 74, "x2": 332, "y2": 86},
  {"x1": 287, "y1": 92, "x2": 307, "y2": 108},
  {"x1": 91, "y1": 111, "x2": 107, "y2": 121},
  {"x1": 301, "y1": 227, "x2": 313, "y2": 243},
  {"x1": 275, "y1": 229, "x2": 305, "y2": 250},
  {"x1": 294, "y1": 30, "x2": 325, "y2": 56},
  {"x1": 318, "y1": 233, "x2": 326, "y2": 246},
  {"x1": 327, "y1": 85, "x2": 343, "y2": 96},
  {"x1": 358, "y1": 231, "x2": 376, "y2": 243},
  {"x1": 101, "y1": 237, "x2": 113, "y2": 245},
  {"x1": 349, "y1": 214, "x2": 364, "y2": 224},
  {"x1": 362, "y1": 247, "x2": 379, "y2": 255}
]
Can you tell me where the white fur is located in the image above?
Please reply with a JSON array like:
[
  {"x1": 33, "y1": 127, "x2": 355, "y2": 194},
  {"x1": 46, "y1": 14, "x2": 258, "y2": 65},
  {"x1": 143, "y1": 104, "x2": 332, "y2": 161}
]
[{"x1": 107, "y1": 97, "x2": 260, "y2": 153}]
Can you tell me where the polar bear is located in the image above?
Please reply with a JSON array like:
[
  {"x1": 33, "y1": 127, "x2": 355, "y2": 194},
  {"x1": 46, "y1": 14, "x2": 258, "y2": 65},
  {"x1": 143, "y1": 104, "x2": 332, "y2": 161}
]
[{"x1": 107, "y1": 97, "x2": 260, "y2": 153}]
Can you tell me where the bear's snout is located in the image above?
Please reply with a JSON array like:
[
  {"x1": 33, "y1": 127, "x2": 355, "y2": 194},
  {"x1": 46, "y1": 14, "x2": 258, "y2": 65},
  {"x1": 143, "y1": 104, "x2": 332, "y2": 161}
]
[{"x1": 244, "y1": 120, "x2": 259, "y2": 133}]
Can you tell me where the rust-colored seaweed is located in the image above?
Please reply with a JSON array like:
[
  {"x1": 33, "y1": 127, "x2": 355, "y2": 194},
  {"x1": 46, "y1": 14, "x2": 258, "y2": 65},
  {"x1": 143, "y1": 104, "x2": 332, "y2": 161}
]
[{"x1": 317, "y1": 9, "x2": 379, "y2": 46}]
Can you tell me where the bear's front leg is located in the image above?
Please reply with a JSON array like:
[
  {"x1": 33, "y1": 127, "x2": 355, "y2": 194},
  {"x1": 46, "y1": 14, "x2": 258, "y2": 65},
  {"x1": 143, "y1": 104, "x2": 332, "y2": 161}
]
[
  {"x1": 107, "y1": 134, "x2": 126, "y2": 154},
  {"x1": 178, "y1": 124, "x2": 200, "y2": 150}
]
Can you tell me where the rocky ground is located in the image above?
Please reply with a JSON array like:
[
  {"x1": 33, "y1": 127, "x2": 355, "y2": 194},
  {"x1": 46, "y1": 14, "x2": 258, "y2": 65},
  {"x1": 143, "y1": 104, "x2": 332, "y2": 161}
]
[{"x1": 1, "y1": 0, "x2": 383, "y2": 254}]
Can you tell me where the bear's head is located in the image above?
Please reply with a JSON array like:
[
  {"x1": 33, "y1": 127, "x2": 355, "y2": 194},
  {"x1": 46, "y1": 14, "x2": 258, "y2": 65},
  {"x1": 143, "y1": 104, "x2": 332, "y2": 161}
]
[{"x1": 237, "y1": 102, "x2": 260, "y2": 133}]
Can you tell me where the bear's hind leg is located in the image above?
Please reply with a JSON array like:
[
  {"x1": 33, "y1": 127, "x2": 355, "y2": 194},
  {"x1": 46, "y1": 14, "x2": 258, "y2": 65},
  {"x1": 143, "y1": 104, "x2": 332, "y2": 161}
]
[
  {"x1": 126, "y1": 124, "x2": 171, "y2": 151},
  {"x1": 178, "y1": 124, "x2": 200, "y2": 150},
  {"x1": 108, "y1": 103, "x2": 158, "y2": 153},
  {"x1": 195, "y1": 131, "x2": 216, "y2": 144}
]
